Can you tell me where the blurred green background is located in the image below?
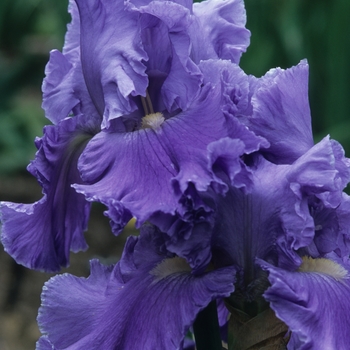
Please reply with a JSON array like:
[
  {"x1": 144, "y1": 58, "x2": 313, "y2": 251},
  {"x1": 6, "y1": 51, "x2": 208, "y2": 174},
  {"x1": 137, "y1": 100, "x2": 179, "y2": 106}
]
[
  {"x1": 0, "y1": 0, "x2": 349, "y2": 176},
  {"x1": 0, "y1": 0, "x2": 69, "y2": 175}
]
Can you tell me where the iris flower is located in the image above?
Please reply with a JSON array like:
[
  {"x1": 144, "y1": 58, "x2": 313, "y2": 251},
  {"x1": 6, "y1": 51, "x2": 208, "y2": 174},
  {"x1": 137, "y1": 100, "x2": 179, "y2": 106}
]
[
  {"x1": 208, "y1": 62, "x2": 350, "y2": 348},
  {"x1": 2, "y1": 0, "x2": 350, "y2": 348},
  {"x1": 35, "y1": 51, "x2": 350, "y2": 349},
  {"x1": 36, "y1": 224, "x2": 236, "y2": 349},
  {"x1": 0, "y1": 0, "x2": 250, "y2": 272}
]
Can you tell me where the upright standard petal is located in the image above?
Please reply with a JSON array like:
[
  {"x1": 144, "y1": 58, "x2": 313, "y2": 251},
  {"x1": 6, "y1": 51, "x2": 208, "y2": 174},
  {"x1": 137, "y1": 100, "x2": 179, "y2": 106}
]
[
  {"x1": 43, "y1": 0, "x2": 252, "y2": 129},
  {"x1": 0, "y1": 116, "x2": 95, "y2": 272},
  {"x1": 37, "y1": 225, "x2": 236, "y2": 350},
  {"x1": 75, "y1": 0, "x2": 149, "y2": 126},
  {"x1": 261, "y1": 255, "x2": 350, "y2": 350},
  {"x1": 130, "y1": 0, "x2": 203, "y2": 114},
  {"x1": 247, "y1": 60, "x2": 314, "y2": 164}
]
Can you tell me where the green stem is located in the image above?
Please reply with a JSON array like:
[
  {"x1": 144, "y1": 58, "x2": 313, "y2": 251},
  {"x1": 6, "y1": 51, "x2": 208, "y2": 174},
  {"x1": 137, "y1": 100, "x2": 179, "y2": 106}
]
[{"x1": 193, "y1": 300, "x2": 223, "y2": 350}]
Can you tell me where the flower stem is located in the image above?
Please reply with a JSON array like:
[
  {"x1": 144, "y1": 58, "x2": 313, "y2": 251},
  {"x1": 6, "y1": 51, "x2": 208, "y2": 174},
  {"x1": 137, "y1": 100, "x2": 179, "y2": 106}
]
[{"x1": 193, "y1": 300, "x2": 223, "y2": 350}]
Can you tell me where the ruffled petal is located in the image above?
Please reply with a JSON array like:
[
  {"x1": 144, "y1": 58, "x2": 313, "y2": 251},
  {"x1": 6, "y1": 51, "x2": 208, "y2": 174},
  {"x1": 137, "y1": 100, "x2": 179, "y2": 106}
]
[
  {"x1": 42, "y1": 50, "x2": 79, "y2": 124},
  {"x1": 247, "y1": 60, "x2": 314, "y2": 164},
  {"x1": 152, "y1": 117, "x2": 348, "y2": 275},
  {"x1": 212, "y1": 137, "x2": 349, "y2": 275},
  {"x1": 43, "y1": 0, "x2": 250, "y2": 130},
  {"x1": 75, "y1": 0, "x2": 148, "y2": 127},
  {"x1": 261, "y1": 255, "x2": 350, "y2": 350},
  {"x1": 37, "y1": 225, "x2": 236, "y2": 350},
  {"x1": 42, "y1": 1, "x2": 98, "y2": 124},
  {"x1": 130, "y1": 0, "x2": 203, "y2": 113},
  {"x1": 150, "y1": 184, "x2": 216, "y2": 271},
  {"x1": 74, "y1": 84, "x2": 227, "y2": 226},
  {"x1": 198, "y1": 59, "x2": 262, "y2": 129},
  {"x1": 208, "y1": 137, "x2": 250, "y2": 194},
  {"x1": 304, "y1": 192, "x2": 350, "y2": 259},
  {"x1": 190, "y1": 0, "x2": 250, "y2": 64},
  {"x1": 0, "y1": 116, "x2": 94, "y2": 272},
  {"x1": 199, "y1": 59, "x2": 270, "y2": 157}
]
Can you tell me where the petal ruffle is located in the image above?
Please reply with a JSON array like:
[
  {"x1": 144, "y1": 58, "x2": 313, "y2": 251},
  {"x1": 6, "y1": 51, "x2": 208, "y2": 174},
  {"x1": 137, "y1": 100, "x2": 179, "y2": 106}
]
[
  {"x1": 42, "y1": 0, "x2": 99, "y2": 124},
  {"x1": 190, "y1": 0, "x2": 250, "y2": 64},
  {"x1": 0, "y1": 116, "x2": 94, "y2": 272},
  {"x1": 305, "y1": 192, "x2": 350, "y2": 259},
  {"x1": 37, "y1": 225, "x2": 236, "y2": 350},
  {"x1": 42, "y1": 50, "x2": 80, "y2": 124},
  {"x1": 261, "y1": 256, "x2": 350, "y2": 350}
]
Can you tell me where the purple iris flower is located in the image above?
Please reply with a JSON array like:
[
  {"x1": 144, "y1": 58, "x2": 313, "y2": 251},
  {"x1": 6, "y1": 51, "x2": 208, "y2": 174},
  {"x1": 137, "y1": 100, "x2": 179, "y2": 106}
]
[
  {"x1": 36, "y1": 224, "x2": 236, "y2": 350},
  {"x1": 150, "y1": 61, "x2": 350, "y2": 347},
  {"x1": 71, "y1": 0, "x2": 251, "y2": 227},
  {"x1": 35, "y1": 52, "x2": 350, "y2": 349},
  {"x1": 3, "y1": 0, "x2": 350, "y2": 347},
  {"x1": 0, "y1": 0, "x2": 250, "y2": 272},
  {"x1": 206, "y1": 61, "x2": 350, "y2": 348}
]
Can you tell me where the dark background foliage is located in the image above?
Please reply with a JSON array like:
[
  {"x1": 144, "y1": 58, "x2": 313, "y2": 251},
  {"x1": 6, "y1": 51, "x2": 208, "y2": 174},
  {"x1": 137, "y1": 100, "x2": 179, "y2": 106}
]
[
  {"x1": 0, "y1": 0, "x2": 69, "y2": 174},
  {"x1": 0, "y1": 0, "x2": 349, "y2": 349}
]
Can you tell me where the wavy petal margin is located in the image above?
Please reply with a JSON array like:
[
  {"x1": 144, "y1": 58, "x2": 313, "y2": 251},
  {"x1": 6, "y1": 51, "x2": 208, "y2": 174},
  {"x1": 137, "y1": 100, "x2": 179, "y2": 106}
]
[
  {"x1": 42, "y1": 0, "x2": 98, "y2": 124},
  {"x1": 190, "y1": 0, "x2": 250, "y2": 64}
]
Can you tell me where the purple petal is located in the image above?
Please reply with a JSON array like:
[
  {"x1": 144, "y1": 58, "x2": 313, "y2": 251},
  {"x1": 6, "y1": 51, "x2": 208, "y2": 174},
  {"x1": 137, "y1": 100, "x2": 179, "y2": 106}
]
[
  {"x1": 37, "y1": 225, "x2": 236, "y2": 349},
  {"x1": 305, "y1": 192, "x2": 350, "y2": 259},
  {"x1": 151, "y1": 185, "x2": 216, "y2": 271},
  {"x1": 43, "y1": 0, "x2": 250, "y2": 131},
  {"x1": 103, "y1": 199, "x2": 133, "y2": 235},
  {"x1": 36, "y1": 336, "x2": 54, "y2": 350},
  {"x1": 74, "y1": 84, "x2": 227, "y2": 226},
  {"x1": 261, "y1": 255, "x2": 350, "y2": 349},
  {"x1": 199, "y1": 59, "x2": 253, "y2": 118},
  {"x1": 75, "y1": 0, "x2": 148, "y2": 127},
  {"x1": 42, "y1": 50, "x2": 79, "y2": 124},
  {"x1": 42, "y1": 1, "x2": 98, "y2": 124},
  {"x1": 207, "y1": 136, "x2": 261, "y2": 194},
  {"x1": 0, "y1": 116, "x2": 93, "y2": 272},
  {"x1": 273, "y1": 136, "x2": 350, "y2": 269},
  {"x1": 131, "y1": 0, "x2": 203, "y2": 113},
  {"x1": 247, "y1": 60, "x2": 314, "y2": 163},
  {"x1": 155, "y1": 128, "x2": 349, "y2": 274},
  {"x1": 190, "y1": 0, "x2": 250, "y2": 64},
  {"x1": 199, "y1": 59, "x2": 270, "y2": 144}
]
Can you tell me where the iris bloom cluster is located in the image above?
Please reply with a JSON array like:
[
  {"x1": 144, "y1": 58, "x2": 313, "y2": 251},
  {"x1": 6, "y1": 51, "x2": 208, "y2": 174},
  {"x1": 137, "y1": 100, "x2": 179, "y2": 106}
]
[{"x1": 1, "y1": 0, "x2": 350, "y2": 348}]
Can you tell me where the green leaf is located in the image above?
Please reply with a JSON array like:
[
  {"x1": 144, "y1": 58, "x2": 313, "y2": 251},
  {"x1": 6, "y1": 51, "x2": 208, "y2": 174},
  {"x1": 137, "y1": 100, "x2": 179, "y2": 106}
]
[{"x1": 193, "y1": 300, "x2": 223, "y2": 350}]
